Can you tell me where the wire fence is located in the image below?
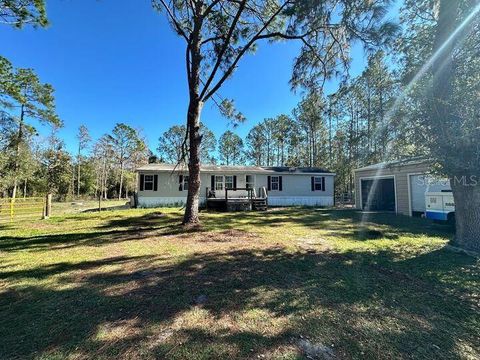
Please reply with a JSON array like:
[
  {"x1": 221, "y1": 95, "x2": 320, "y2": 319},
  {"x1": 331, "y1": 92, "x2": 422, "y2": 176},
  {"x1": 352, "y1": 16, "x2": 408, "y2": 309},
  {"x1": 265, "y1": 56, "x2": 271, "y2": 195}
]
[{"x1": 0, "y1": 197, "x2": 46, "y2": 223}]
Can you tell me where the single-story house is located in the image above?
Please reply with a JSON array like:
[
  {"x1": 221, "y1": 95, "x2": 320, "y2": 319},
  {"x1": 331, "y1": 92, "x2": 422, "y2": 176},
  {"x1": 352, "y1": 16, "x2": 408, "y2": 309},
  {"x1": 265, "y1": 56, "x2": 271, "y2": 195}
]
[
  {"x1": 354, "y1": 158, "x2": 450, "y2": 216},
  {"x1": 135, "y1": 164, "x2": 335, "y2": 208}
]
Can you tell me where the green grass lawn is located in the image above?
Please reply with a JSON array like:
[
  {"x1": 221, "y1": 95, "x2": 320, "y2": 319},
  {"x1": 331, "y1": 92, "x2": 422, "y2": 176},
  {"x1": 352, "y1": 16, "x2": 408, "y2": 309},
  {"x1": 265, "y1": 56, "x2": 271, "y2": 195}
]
[{"x1": 0, "y1": 208, "x2": 478, "y2": 359}]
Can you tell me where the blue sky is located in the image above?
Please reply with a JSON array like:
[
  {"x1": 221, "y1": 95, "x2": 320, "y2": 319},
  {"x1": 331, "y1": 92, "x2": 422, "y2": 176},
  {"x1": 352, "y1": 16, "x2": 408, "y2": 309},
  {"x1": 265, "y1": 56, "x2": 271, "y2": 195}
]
[{"x1": 2, "y1": 0, "x2": 400, "y2": 154}]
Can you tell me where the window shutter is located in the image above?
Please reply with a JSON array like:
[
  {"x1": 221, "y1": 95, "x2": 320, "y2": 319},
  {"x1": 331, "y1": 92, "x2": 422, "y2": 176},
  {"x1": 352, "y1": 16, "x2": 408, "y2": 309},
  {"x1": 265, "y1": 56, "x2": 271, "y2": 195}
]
[
  {"x1": 279, "y1": 176, "x2": 283, "y2": 191},
  {"x1": 140, "y1": 174, "x2": 144, "y2": 191},
  {"x1": 322, "y1": 177, "x2": 325, "y2": 191},
  {"x1": 179, "y1": 175, "x2": 183, "y2": 191},
  {"x1": 311, "y1": 177, "x2": 315, "y2": 191},
  {"x1": 211, "y1": 175, "x2": 215, "y2": 190},
  {"x1": 154, "y1": 175, "x2": 158, "y2": 191},
  {"x1": 267, "y1": 176, "x2": 271, "y2": 191},
  {"x1": 233, "y1": 175, "x2": 237, "y2": 189}
]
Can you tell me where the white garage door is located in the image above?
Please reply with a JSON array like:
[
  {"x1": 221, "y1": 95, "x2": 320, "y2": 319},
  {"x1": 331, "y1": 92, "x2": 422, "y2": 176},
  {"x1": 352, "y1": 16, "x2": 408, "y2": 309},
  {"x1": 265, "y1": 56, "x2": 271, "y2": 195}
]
[
  {"x1": 410, "y1": 174, "x2": 428, "y2": 213},
  {"x1": 409, "y1": 174, "x2": 451, "y2": 213}
]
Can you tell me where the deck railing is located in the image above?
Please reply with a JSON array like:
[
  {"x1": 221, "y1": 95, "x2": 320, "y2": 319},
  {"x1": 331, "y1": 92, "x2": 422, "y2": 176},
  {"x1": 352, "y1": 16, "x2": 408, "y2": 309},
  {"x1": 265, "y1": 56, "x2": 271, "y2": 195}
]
[{"x1": 205, "y1": 186, "x2": 267, "y2": 210}]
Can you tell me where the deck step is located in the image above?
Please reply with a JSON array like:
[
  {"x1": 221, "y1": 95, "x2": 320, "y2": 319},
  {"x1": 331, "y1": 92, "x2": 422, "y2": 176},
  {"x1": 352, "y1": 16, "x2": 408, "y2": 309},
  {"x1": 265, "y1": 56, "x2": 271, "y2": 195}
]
[{"x1": 252, "y1": 198, "x2": 268, "y2": 211}]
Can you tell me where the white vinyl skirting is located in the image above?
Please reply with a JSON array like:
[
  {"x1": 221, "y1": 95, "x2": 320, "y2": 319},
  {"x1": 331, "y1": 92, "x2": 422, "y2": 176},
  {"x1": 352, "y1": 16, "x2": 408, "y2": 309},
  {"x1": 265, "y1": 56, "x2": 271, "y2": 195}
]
[
  {"x1": 137, "y1": 196, "x2": 205, "y2": 208},
  {"x1": 267, "y1": 196, "x2": 334, "y2": 207},
  {"x1": 137, "y1": 195, "x2": 333, "y2": 208}
]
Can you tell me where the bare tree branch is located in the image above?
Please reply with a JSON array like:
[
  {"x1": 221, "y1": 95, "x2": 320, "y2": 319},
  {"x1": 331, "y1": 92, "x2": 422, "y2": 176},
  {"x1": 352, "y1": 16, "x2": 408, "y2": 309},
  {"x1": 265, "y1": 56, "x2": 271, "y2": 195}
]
[
  {"x1": 199, "y1": 0, "x2": 248, "y2": 100},
  {"x1": 202, "y1": 1, "x2": 292, "y2": 101},
  {"x1": 154, "y1": 0, "x2": 190, "y2": 42}
]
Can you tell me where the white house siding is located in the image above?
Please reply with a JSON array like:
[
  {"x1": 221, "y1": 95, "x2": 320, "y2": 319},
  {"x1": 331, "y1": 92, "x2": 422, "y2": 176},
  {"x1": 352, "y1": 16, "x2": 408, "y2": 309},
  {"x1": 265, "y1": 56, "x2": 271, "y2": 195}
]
[{"x1": 136, "y1": 169, "x2": 334, "y2": 208}]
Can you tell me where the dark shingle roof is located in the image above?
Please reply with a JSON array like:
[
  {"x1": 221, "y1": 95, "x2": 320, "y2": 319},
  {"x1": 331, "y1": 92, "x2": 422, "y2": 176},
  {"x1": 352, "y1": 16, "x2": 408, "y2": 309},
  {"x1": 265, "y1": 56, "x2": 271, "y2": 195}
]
[{"x1": 136, "y1": 163, "x2": 333, "y2": 175}]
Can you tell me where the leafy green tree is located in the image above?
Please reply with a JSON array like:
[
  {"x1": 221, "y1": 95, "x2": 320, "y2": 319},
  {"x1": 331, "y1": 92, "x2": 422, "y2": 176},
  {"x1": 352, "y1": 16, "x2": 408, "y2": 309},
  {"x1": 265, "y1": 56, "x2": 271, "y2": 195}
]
[
  {"x1": 293, "y1": 91, "x2": 328, "y2": 167},
  {"x1": 245, "y1": 124, "x2": 265, "y2": 166},
  {"x1": 76, "y1": 159, "x2": 96, "y2": 197},
  {"x1": 272, "y1": 114, "x2": 295, "y2": 166},
  {"x1": 0, "y1": 0, "x2": 48, "y2": 27},
  {"x1": 158, "y1": 122, "x2": 216, "y2": 164},
  {"x1": 108, "y1": 123, "x2": 146, "y2": 200},
  {"x1": 199, "y1": 123, "x2": 217, "y2": 164},
  {"x1": 218, "y1": 130, "x2": 243, "y2": 165},
  {"x1": 0, "y1": 61, "x2": 60, "y2": 198},
  {"x1": 0, "y1": 57, "x2": 15, "y2": 108},
  {"x1": 92, "y1": 135, "x2": 115, "y2": 200},
  {"x1": 40, "y1": 126, "x2": 72, "y2": 199},
  {"x1": 153, "y1": 0, "x2": 397, "y2": 224},
  {"x1": 259, "y1": 119, "x2": 275, "y2": 166},
  {"x1": 157, "y1": 125, "x2": 185, "y2": 164},
  {"x1": 396, "y1": 0, "x2": 480, "y2": 251}
]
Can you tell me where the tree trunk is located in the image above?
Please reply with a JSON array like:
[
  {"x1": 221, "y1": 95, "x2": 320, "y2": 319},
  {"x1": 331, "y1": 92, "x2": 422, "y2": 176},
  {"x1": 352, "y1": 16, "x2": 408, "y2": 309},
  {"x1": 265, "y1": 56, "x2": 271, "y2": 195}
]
[
  {"x1": 77, "y1": 146, "x2": 81, "y2": 197},
  {"x1": 183, "y1": 98, "x2": 203, "y2": 224},
  {"x1": 281, "y1": 141, "x2": 285, "y2": 166},
  {"x1": 328, "y1": 115, "x2": 332, "y2": 167},
  {"x1": 70, "y1": 163, "x2": 75, "y2": 200},
  {"x1": 12, "y1": 105, "x2": 25, "y2": 199},
  {"x1": 23, "y1": 179, "x2": 27, "y2": 198},
  {"x1": 431, "y1": 0, "x2": 480, "y2": 250},
  {"x1": 102, "y1": 156, "x2": 108, "y2": 200},
  {"x1": 118, "y1": 162, "x2": 124, "y2": 200},
  {"x1": 451, "y1": 177, "x2": 480, "y2": 252},
  {"x1": 94, "y1": 165, "x2": 100, "y2": 199},
  {"x1": 266, "y1": 141, "x2": 270, "y2": 166}
]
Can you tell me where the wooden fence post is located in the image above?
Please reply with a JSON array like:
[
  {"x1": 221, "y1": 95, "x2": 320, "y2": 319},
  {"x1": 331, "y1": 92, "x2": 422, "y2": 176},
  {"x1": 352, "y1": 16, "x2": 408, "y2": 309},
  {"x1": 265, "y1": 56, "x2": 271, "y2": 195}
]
[{"x1": 44, "y1": 194, "x2": 52, "y2": 219}]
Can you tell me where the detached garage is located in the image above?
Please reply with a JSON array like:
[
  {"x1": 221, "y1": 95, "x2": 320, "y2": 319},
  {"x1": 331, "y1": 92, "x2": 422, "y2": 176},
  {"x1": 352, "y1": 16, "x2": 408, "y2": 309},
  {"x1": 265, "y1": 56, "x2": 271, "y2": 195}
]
[{"x1": 354, "y1": 158, "x2": 450, "y2": 217}]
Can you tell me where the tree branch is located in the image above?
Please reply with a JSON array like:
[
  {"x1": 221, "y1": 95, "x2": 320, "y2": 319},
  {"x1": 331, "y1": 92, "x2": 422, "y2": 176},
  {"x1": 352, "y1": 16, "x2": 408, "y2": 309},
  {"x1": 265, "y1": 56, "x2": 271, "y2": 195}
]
[
  {"x1": 202, "y1": 1, "x2": 292, "y2": 101},
  {"x1": 154, "y1": 0, "x2": 190, "y2": 42},
  {"x1": 199, "y1": 0, "x2": 248, "y2": 100},
  {"x1": 200, "y1": 35, "x2": 225, "y2": 45}
]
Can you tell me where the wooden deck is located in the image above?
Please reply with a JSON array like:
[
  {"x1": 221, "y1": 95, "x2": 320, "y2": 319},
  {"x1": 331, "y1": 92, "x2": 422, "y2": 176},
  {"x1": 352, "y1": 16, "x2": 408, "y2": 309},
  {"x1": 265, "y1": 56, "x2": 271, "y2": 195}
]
[{"x1": 206, "y1": 187, "x2": 268, "y2": 212}]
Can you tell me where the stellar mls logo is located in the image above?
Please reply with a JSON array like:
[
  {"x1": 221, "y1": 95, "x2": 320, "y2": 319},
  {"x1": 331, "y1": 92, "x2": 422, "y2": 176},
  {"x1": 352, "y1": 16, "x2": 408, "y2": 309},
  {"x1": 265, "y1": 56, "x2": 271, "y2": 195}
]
[
  {"x1": 452, "y1": 175, "x2": 479, "y2": 187},
  {"x1": 414, "y1": 176, "x2": 449, "y2": 187},
  {"x1": 415, "y1": 175, "x2": 479, "y2": 188}
]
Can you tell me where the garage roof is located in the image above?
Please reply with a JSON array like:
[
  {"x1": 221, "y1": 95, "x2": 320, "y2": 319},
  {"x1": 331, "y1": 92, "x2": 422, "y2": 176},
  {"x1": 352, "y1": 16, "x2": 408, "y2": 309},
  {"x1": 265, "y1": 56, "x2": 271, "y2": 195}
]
[{"x1": 354, "y1": 157, "x2": 431, "y2": 172}]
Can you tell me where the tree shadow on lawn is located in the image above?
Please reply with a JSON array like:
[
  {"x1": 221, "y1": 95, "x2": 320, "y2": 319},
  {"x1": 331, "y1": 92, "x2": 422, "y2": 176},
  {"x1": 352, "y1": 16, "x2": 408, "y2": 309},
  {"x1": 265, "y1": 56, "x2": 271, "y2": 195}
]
[
  {"x1": 0, "y1": 245, "x2": 478, "y2": 359},
  {"x1": 0, "y1": 212, "x2": 187, "y2": 252},
  {"x1": 197, "y1": 208, "x2": 454, "y2": 242},
  {"x1": 0, "y1": 208, "x2": 451, "y2": 254},
  {"x1": 99, "y1": 208, "x2": 452, "y2": 240},
  {"x1": 0, "y1": 228, "x2": 156, "y2": 252}
]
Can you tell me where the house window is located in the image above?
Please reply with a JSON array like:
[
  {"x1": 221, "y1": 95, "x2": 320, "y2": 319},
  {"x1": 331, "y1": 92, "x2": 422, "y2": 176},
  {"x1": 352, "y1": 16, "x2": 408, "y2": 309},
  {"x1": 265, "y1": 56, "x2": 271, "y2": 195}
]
[
  {"x1": 183, "y1": 175, "x2": 189, "y2": 191},
  {"x1": 144, "y1": 175, "x2": 154, "y2": 191},
  {"x1": 215, "y1": 175, "x2": 224, "y2": 191},
  {"x1": 225, "y1": 175, "x2": 234, "y2": 189},
  {"x1": 314, "y1": 177, "x2": 324, "y2": 191},
  {"x1": 246, "y1": 175, "x2": 254, "y2": 189},
  {"x1": 271, "y1": 176, "x2": 280, "y2": 191}
]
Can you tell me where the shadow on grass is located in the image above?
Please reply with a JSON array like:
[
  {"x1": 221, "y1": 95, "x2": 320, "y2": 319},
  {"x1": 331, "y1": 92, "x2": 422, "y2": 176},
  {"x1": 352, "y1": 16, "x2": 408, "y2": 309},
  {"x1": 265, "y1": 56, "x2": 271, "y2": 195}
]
[
  {"x1": 0, "y1": 212, "x2": 187, "y2": 252},
  {"x1": 190, "y1": 208, "x2": 454, "y2": 246},
  {"x1": 0, "y1": 244, "x2": 478, "y2": 359},
  {"x1": 0, "y1": 208, "x2": 453, "y2": 253},
  {"x1": 81, "y1": 203, "x2": 131, "y2": 213}
]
